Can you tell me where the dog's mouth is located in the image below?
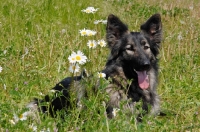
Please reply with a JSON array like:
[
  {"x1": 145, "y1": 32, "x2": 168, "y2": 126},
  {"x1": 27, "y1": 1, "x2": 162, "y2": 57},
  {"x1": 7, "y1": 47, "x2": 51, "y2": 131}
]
[{"x1": 135, "y1": 70, "x2": 149, "y2": 90}]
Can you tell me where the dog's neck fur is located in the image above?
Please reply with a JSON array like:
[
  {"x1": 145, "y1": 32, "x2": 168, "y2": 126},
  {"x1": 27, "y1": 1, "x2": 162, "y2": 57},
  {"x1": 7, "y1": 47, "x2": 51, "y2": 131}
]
[{"x1": 104, "y1": 57, "x2": 137, "y2": 90}]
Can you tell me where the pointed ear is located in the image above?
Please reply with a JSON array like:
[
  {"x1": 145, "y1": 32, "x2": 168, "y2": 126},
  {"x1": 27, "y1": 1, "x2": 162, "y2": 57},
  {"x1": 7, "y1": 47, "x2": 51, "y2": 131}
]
[
  {"x1": 140, "y1": 13, "x2": 162, "y2": 44},
  {"x1": 106, "y1": 14, "x2": 129, "y2": 49}
]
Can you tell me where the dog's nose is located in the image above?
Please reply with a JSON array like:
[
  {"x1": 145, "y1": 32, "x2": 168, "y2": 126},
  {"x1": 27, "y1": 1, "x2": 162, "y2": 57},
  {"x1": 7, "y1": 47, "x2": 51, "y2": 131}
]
[{"x1": 142, "y1": 61, "x2": 150, "y2": 70}]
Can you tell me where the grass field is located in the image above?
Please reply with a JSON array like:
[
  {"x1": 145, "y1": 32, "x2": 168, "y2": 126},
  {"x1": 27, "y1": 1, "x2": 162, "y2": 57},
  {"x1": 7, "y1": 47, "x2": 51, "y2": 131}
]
[{"x1": 0, "y1": 0, "x2": 200, "y2": 131}]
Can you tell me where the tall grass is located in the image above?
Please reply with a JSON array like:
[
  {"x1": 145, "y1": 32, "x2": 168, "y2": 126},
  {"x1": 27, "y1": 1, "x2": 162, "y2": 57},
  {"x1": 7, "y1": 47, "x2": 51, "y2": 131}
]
[{"x1": 0, "y1": 0, "x2": 199, "y2": 131}]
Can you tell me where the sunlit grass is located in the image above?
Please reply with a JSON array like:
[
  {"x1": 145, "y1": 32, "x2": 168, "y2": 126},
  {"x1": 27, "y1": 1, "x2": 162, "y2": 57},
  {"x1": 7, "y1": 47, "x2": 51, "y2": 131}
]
[{"x1": 0, "y1": 0, "x2": 200, "y2": 131}]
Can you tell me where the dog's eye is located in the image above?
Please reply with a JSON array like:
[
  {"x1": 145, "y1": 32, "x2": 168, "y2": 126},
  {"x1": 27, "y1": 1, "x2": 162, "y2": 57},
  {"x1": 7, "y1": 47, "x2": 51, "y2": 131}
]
[
  {"x1": 141, "y1": 40, "x2": 146, "y2": 45},
  {"x1": 144, "y1": 45, "x2": 150, "y2": 50},
  {"x1": 125, "y1": 45, "x2": 133, "y2": 50}
]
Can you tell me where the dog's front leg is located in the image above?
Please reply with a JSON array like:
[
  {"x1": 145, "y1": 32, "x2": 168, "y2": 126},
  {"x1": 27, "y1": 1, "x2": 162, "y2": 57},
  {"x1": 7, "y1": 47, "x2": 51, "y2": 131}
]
[
  {"x1": 137, "y1": 90, "x2": 160, "y2": 122},
  {"x1": 149, "y1": 92, "x2": 160, "y2": 116},
  {"x1": 142, "y1": 90, "x2": 160, "y2": 116}
]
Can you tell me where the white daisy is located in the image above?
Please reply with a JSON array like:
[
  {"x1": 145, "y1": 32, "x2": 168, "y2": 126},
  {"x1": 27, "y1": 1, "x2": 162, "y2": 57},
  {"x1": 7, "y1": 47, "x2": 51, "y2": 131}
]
[
  {"x1": 68, "y1": 63, "x2": 80, "y2": 73},
  {"x1": 94, "y1": 20, "x2": 100, "y2": 24},
  {"x1": 101, "y1": 20, "x2": 107, "y2": 24},
  {"x1": 81, "y1": 7, "x2": 99, "y2": 14},
  {"x1": 79, "y1": 28, "x2": 88, "y2": 36},
  {"x1": 112, "y1": 108, "x2": 120, "y2": 117},
  {"x1": 68, "y1": 51, "x2": 87, "y2": 65},
  {"x1": 98, "y1": 72, "x2": 106, "y2": 78},
  {"x1": 0, "y1": 66, "x2": 2, "y2": 73},
  {"x1": 13, "y1": 111, "x2": 31, "y2": 123},
  {"x1": 97, "y1": 40, "x2": 107, "y2": 47},
  {"x1": 79, "y1": 29, "x2": 97, "y2": 36},
  {"x1": 94, "y1": 20, "x2": 107, "y2": 24},
  {"x1": 75, "y1": 51, "x2": 87, "y2": 64},
  {"x1": 87, "y1": 40, "x2": 97, "y2": 49},
  {"x1": 68, "y1": 51, "x2": 77, "y2": 64},
  {"x1": 87, "y1": 30, "x2": 97, "y2": 36},
  {"x1": 19, "y1": 111, "x2": 30, "y2": 121}
]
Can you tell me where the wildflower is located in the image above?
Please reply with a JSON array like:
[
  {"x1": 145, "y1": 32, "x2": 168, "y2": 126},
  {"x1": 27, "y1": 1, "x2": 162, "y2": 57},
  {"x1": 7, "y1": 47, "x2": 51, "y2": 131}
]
[
  {"x1": 94, "y1": 20, "x2": 100, "y2": 24},
  {"x1": 97, "y1": 39, "x2": 107, "y2": 47},
  {"x1": 68, "y1": 51, "x2": 77, "y2": 63},
  {"x1": 13, "y1": 111, "x2": 31, "y2": 123},
  {"x1": 19, "y1": 111, "x2": 30, "y2": 121},
  {"x1": 79, "y1": 28, "x2": 88, "y2": 36},
  {"x1": 112, "y1": 108, "x2": 120, "y2": 117},
  {"x1": 68, "y1": 63, "x2": 80, "y2": 73},
  {"x1": 94, "y1": 20, "x2": 107, "y2": 24},
  {"x1": 101, "y1": 20, "x2": 107, "y2": 24},
  {"x1": 98, "y1": 72, "x2": 106, "y2": 78},
  {"x1": 0, "y1": 66, "x2": 2, "y2": 73},
  {"x1": 81, "y1": 7, "x2": 99, "y2": 14},
  {"x1": 29, "y1": 124, "x2": 37, "y2": 131},
  {"x1": 79, "y1": 29, "x2": 97, "y2": 36},
  {"x1": 87, "y1": 30, "x2": 97, "y2": 36},
  {"x1": 87, "y1": 40, "x2": 97, "y2": 49},
  {"x1": 75, "y1": 51, "x2": 87, "y2": 64},
  {"x1": 68, "y1": 51, "x2": 87, "y2": 65}
]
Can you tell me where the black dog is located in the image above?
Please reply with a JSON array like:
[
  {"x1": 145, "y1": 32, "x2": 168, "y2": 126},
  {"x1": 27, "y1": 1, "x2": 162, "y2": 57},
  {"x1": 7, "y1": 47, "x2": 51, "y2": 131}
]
[
  {"x1": 103, "y1": 13, "x2": 162, "y2": 119},
  {"x1": 28, "y1": 14, "x2": 162, "y2": 120}
]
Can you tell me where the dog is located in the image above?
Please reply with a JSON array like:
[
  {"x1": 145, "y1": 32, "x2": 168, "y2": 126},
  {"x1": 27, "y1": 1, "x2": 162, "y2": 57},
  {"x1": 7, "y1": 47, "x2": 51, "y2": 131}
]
[{"x1": 27, "y1": 13, "x2": 162, "y2": 120}]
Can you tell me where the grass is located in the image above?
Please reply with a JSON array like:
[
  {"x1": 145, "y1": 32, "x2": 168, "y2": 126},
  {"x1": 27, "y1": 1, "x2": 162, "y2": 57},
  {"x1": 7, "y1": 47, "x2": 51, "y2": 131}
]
[{"x1": 0, "y1": 0, "x2": 200, "y2": 131}]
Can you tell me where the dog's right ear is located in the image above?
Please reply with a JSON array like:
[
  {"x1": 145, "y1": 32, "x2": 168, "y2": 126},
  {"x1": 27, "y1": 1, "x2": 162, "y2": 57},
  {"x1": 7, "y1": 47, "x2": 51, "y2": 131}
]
[{"x1": 106, "y1": 14, "x2": 128, "y2": 49}]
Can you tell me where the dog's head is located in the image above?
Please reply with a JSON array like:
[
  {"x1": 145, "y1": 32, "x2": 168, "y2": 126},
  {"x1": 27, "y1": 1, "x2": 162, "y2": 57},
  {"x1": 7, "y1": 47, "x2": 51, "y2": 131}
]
[{"x1": 106, "y1": 14, "x2": 162, "y2": 89}]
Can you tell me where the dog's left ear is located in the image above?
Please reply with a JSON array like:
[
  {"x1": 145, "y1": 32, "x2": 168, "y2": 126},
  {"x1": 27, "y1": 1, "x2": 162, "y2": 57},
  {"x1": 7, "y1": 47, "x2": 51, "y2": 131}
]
[
  {"x1": 106, "y1": 14, "x2": 129, "y2": 49},
  {"x1": 140, "y1": 14, "x2": 162, "y2": 55}
]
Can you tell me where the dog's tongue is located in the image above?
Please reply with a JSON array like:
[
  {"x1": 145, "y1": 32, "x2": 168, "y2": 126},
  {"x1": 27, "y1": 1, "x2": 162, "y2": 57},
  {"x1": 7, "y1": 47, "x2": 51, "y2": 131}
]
[{"x1": 136, "y1": 71, "x2": 149, "y2": 89}]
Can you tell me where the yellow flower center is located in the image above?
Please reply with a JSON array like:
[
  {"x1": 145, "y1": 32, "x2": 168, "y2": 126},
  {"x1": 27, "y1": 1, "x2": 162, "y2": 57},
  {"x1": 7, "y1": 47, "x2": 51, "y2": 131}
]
[
  {"x1": 82, "y1": 31, "x2": 87, "y2": 35},
  {"x1": 72, "y1": 58, "x2": 75, "y2": 61},
  {"x1": 90, "y1": 43, "x2": 94, "y2": 47},
  {"x1": 76, "y1": 56, "x2": 81, "y2": 61},
  {"x1": 86, "y1": 9, "x2": 91, "y2": 13},
  {"x1": 19, "y1": 114, "x2": 23, "y2": 119},
  {"x1": 99, "y1": 73, "x2": 103, "y2": 78}
]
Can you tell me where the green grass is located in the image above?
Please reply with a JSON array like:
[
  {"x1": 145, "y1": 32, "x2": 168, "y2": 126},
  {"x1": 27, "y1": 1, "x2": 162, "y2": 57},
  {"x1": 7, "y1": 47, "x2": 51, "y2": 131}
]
[{"x1": 0, "y1": 0, "x2": 200, "y2": 131}]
